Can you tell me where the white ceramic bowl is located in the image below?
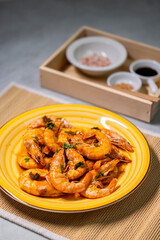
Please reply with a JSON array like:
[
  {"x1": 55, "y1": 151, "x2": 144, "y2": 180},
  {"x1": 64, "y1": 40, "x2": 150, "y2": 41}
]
[
  {"x1": 129, "y1": 59, "x2": 160, "y2": 94},
  {"x1": 66, "y1": 36, "x2": 127, "y2": 76},
  {"x1": 107, "y1": 71, "x2": 142, "y2": 92}
]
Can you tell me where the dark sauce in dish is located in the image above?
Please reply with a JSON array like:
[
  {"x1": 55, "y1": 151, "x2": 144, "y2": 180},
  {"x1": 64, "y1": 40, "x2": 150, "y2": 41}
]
[{"x1": 135, "y1": 67, "x2": 158, "y2": 77}]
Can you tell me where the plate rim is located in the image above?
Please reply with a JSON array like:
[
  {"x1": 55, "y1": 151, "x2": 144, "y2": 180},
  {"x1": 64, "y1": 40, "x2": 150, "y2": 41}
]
[{"x1": 0, "y1": 104, "x2": 151, "y2": 213}]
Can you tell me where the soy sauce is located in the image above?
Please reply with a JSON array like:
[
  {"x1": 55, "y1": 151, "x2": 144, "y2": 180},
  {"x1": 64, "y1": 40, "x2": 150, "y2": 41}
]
[{"x1": 135, "y1": 67, "x2": 158, "y2": 77}]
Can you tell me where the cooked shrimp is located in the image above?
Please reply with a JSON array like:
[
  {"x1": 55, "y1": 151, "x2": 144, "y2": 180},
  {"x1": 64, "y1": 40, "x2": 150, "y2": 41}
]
[
  {"x1": 18, "y1": 115, "x2": 133, "y2": 200},
  {"x1": 93, "y1": 160, "x2": 102, "y2": 170},
  {"x1": 66, "y1": 148, "x2": 87, "y2": 180},
  {"x1": 76, "y1": 129, "x2": 112, "y2": 160},
  {"x1": 44, "y1": 157, "x2": 52, "y2": 170},
  {"x1": 83, "y1": 136, "x2": 97, "y2": 145},
  {"x1": 23, "y1": 129, "x2": 45, "y2": 166},
  {"x1": 59, "y1": 118, "x2": 74, "y2": 131},
  {"x1": 110, "y1": 145, "x2": 132, "y2": 163},
  {"x1": 44, "y1": 128, "x2": 61, "y2": 153},
  {"x1": 58, "y1": 128, "x2": 83, "y2": 147},
  {"x1": 93, "y1": 144, "x2": 131, "y2": 169},
  {"x1": 42, "y1": 145, "x2": 52, "y2": 156},
  {"x1": 93, "y1": 157, "x2": 112, "y2": 170},
  {"x1": 17, "y1": 142, "x2": 43, "y2": 169},
  {"x1": 19, "y1": 169, "x2": 63, "y2": 197},
  {"x1": 49, "y1": 149, "x2": 92, "y2": 193},
  {"x1": 80, "y1": 178, "x2": 118, "y2": 199},
  {"x1": 92, "y1": 159, "x2": 120, "y2": 180},
  {"x1": 101, "y1": 129, "x2": 134, "y2": 152},
  {"x1": 102, "y1": 166, "x2": 119, "y2": 185},
  {"x1": 17, "y1": 154, "x2": 43, "y2": 169},
  {"x1": 86, "y1": 160, "x2": 95, "y2": 171},
  {"x1": 24, "y1": 128, "x2": 45, "y2": 144},
  {"x1": 27, "y1": 115, "x2": 72, "y2": 133}
]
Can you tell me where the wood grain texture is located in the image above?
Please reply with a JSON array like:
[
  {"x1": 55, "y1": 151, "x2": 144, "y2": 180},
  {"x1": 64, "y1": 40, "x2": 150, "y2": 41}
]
[
  {"x1": 0, "y1": 86, "x2": 59, "y2": 127},
  {"x1": 40, "y1": 67, "x2": 153, "y2": 122},
  {"x1": 40, "y1": 26, "x2": 160, "y2": 122}
]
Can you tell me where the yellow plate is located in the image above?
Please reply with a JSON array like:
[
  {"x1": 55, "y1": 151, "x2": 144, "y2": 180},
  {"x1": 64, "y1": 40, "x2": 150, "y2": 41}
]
[{"x1": 0, "y1": 104, "x2": 150, "y2": 212}]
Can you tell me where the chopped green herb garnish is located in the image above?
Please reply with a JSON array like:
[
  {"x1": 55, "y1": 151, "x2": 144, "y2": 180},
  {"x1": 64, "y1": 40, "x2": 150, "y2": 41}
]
[
  {"x1": 75, "y1": 142, "x2": 81, "y2": 145},
  {"x1": 43, "y1": 115, "x2": 48, "y2": 122},
  {"x1": 45, "y1": 122, "x2": 55, "y2": 129},
  {"x1": 37, "y1": 156, "x2": 40, "y2": 160},
  {"x1": 34, "y1": 136, "x2": 39, "y2": 140},
  {"x1": 32, "y1": 136, "x2": 39, "y2": 143},
  {"x1": 65, "y1": 131, "x2": 76, "y2": 135},
  {"x1": 91, "y1": 127, "x2": 101, "y2": 130},
  {"x1": 56, "y1": 149, "x2": 59, "y2": 153},
  {"x1": 95, "y1": 172, "x2": 104, "y2": 179},
  {"x1": 56, "y1": 117, "x2": 62, "y2": 120},
  {"x1": 46, "y1": 163, "x2": 50, "y2": 171},
  {"x1": 74, "y1": 161, "x2": 85, "y2": 170},
  {"x1": 43, "y1": 115, "x2": 52, "y2": 123},
  {"x1": 25, "y1": 158, "x2": 30, "y2": 162},
  {"x1": 63, "y1": 143, "x2": 76, "y2": 149},
  {"x1": 105, "y1": 154, "x2": 109, "y2": 157},
  {"x1": 94, "y1": 144, "x2": 99, "y2": 147},
  {"x1": 29, "y1": 172, "x2": 40, "y2": 180},
  {"x1": 60, "y1": 164, "x2": 64, "y2": 173}
]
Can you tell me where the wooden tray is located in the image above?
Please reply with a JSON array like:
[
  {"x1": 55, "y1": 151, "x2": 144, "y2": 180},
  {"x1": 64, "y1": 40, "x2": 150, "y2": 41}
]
[{"x1": 40, "y1": 26, "x2": 160, "y2": 122}]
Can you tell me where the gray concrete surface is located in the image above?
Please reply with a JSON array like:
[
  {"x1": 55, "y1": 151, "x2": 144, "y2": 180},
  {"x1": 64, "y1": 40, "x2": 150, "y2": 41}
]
[{"x1": 0, "y1": 0, "x2": 160, "y2": 239}]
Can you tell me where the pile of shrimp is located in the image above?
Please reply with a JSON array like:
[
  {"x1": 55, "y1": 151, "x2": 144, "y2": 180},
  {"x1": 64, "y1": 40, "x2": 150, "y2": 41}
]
[{"x1": 18, "y1": 114, "x2": 134, "y2": 199}]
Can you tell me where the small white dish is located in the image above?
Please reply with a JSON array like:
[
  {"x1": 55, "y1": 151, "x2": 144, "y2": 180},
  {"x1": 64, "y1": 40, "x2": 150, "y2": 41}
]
[
  {"x1": 129, "y1": 59, "x2": 160, "y2": 94},
  {"x1": 66, "y1": 36, "x2": 127, "y2": 76},
  {"x1": 107, "y1": 71, "x2": 142, "y2": 92}
]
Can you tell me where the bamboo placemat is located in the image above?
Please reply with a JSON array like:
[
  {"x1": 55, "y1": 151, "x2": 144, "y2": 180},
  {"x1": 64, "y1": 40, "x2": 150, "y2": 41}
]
[{"x1": 0, "y1": 86, "x2": 160, "y2": 240}]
